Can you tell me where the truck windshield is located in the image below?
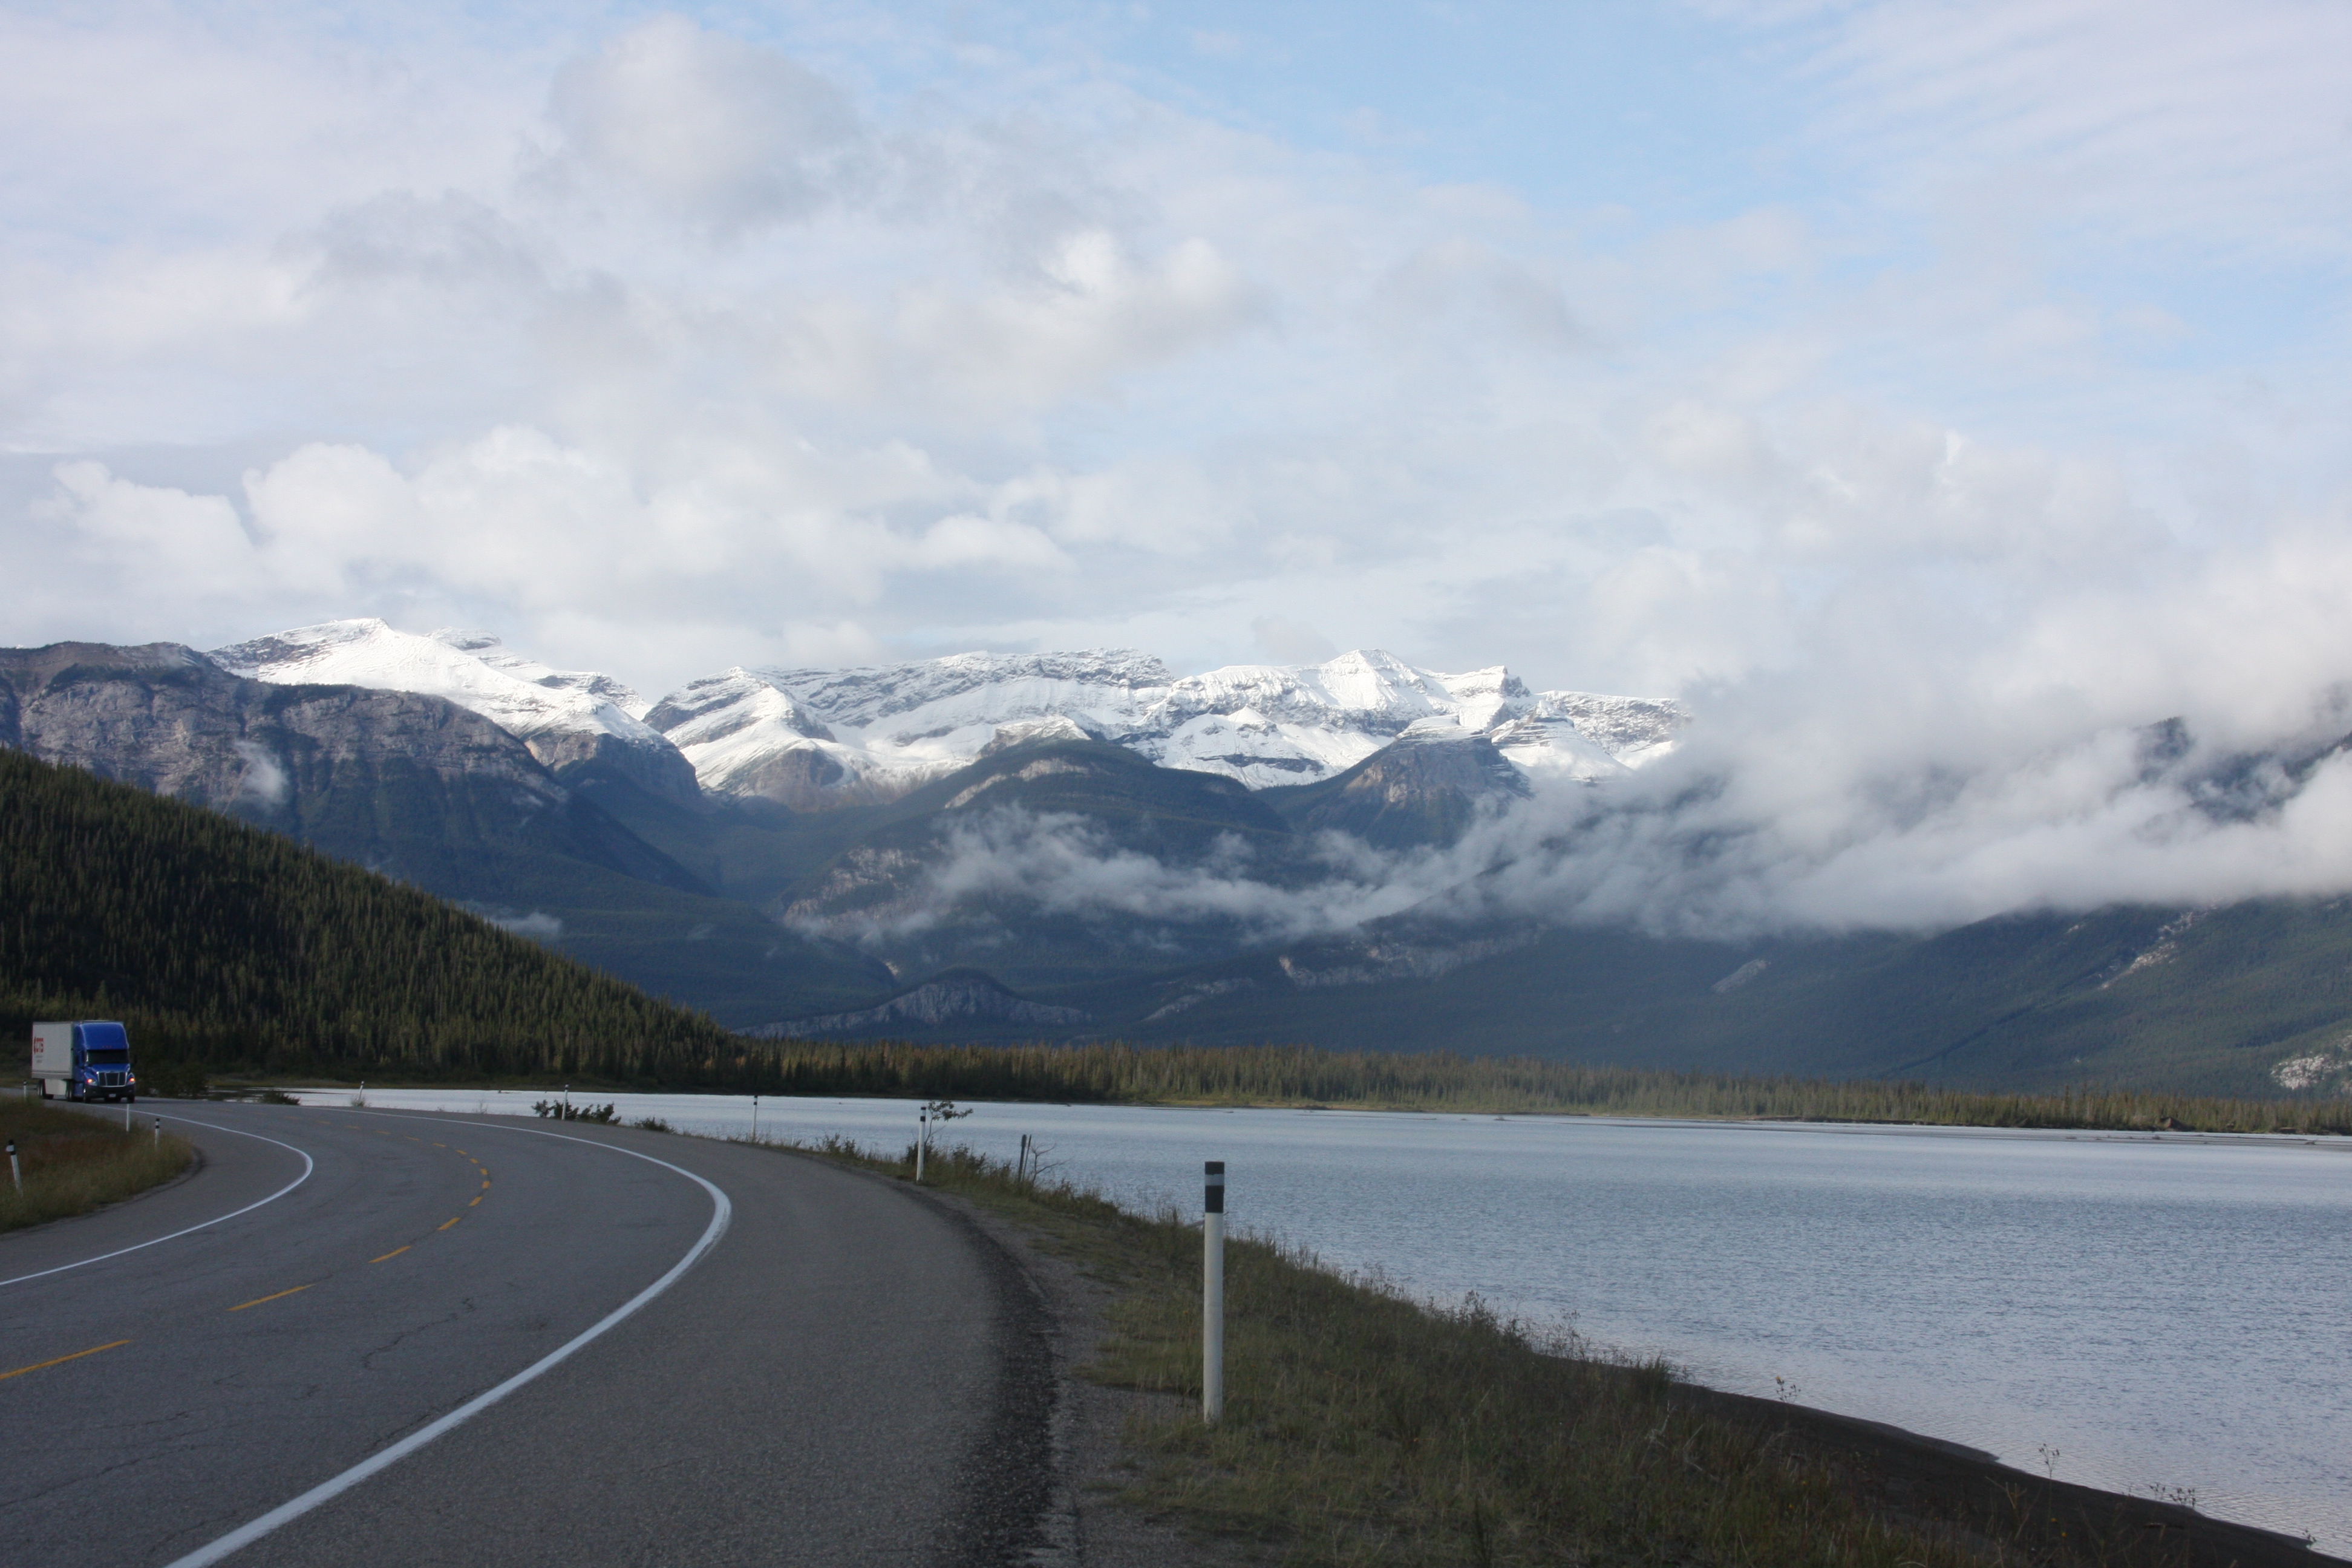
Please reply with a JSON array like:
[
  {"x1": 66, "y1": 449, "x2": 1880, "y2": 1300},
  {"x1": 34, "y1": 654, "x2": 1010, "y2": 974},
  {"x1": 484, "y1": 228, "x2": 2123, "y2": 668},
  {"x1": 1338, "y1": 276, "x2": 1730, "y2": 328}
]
[{"x1": 86, "y1": 1050, "x2": 130, "y2": 1064}]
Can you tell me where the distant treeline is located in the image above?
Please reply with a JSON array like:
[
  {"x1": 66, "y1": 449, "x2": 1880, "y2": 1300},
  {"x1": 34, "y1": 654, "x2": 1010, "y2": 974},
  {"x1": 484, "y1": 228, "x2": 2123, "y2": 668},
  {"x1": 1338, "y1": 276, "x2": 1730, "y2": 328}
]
[
  {"x1": 759, "y1": 1040, "x2": 2352, "y2": 1134},
  {"x1": 0, "y1": 749, "x2": 745, "y2": 1083}
]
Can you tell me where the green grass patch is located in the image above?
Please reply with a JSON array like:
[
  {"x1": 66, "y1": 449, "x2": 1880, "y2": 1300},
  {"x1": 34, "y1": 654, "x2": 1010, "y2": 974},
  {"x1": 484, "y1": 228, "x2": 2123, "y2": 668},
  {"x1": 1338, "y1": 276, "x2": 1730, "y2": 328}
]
[{"x1": 0, "y1": 1099, "x2": 194, "y2": 1232}]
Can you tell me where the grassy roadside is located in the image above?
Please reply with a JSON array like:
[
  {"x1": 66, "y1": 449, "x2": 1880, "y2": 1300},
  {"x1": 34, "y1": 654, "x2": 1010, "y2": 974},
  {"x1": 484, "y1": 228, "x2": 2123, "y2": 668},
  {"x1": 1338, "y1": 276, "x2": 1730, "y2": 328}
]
[
  {"x1": 0, "y1": 1099, "x2": 195, "y2": 1233},
  {"x1": 776, "y1": 1135, "x2": 2275, "y2": 1568}
]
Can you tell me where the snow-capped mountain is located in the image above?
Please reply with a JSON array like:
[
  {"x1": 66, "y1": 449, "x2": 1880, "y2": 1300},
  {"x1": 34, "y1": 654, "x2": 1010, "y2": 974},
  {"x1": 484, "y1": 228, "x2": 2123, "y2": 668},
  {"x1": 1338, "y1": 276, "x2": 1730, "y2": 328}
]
[
  {"x1": 204, "y1": 620, "x2": 1687, "y2": 812},
  {"x1": 644, "y1": 650, "x2": 1172, "y2": 810},
  {"x1": 650, "y1": 647, "x2": 1676, "y2": 808},
  {"x1": 209, "y1": 619, "x2": 700, "y2": 801}
]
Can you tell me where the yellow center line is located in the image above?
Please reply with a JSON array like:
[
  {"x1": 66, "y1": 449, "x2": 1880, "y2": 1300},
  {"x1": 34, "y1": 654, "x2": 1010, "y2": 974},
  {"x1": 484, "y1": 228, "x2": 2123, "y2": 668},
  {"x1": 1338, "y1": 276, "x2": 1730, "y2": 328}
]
[
  {"x1": 480, "y1": 1180, "x2": 491, "y2": 1189},
  {"x1": 1, "y1": 1340, "x2": 130, "y2": 1382},
  {"x1": 437, "y1": 1216, "x2": 462, "y2": 1231},
  {"x1": 468, "y1": 1196, "x2": 482, "y2": 1206},
  {"x1": 228, "y1": 1284, "x2": 313, "y2": 1313},
  {"x1": 370, "y1": 1245, "x2": 413, "y2": 1264}
]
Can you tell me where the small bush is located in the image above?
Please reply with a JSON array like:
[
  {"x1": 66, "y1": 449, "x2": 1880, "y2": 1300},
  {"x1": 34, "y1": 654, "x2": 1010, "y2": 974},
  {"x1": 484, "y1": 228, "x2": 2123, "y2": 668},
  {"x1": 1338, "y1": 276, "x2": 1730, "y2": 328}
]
[{"x1": 532, "y1": 1099, "x2": 620, "y2": 1123}]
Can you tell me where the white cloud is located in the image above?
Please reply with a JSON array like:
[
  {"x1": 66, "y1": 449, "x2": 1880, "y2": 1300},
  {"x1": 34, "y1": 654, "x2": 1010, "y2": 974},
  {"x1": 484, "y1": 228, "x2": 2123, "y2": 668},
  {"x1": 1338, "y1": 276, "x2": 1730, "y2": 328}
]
[
  {"x1": 1726, "y1": 0, "x2": 2352, "y2": 261},
  {"x1": 4, "y1": 2, "x2": 2351, "y2": 937},
  {"x1": 41, "y1": 462, "x2": 256, "y2": 594},
  {"x1": 541, "y1": 16, "x2": 866, "y2": 236}
]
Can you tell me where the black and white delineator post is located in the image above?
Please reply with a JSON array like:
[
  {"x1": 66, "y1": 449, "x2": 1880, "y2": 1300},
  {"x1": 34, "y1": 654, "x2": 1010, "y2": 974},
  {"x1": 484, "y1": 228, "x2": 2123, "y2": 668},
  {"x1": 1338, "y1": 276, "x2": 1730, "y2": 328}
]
[
  {"x1": 7, "y1": 1137, "x2": 19, "y2": 1195},
  {"x1": 916, "y1": 1106, "x2": 929, "y2": 1183},
  {"x1": 1203, "y1": 1160, "x2": 1226, "y2": 1423}
]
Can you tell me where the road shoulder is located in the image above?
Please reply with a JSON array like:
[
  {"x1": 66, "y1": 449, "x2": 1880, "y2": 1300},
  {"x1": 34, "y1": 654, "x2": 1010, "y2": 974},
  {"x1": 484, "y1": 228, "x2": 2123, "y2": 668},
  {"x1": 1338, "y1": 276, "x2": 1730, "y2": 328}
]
[{"x1": 903, "y1": 1181, "x2": 1262, "y2": 1568}]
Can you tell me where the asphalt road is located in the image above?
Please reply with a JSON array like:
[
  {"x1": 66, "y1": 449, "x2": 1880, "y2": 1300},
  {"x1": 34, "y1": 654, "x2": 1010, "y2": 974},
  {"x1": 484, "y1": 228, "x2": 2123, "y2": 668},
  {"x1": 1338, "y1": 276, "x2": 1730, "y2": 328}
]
[{"x1": 0, "y1": 1100, "x2": 1052, "y2": 1566}]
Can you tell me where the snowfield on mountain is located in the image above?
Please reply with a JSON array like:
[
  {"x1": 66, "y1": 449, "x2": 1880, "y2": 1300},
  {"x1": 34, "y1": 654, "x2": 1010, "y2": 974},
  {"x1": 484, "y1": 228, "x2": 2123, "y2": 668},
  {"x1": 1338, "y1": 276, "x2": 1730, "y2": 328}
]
[
  {"x1": 211, "y1": 622, "x2": 1686, "y2": 809},
  {"x1": 654, "y1": 647, "x2": 1674, "y2": 807}
]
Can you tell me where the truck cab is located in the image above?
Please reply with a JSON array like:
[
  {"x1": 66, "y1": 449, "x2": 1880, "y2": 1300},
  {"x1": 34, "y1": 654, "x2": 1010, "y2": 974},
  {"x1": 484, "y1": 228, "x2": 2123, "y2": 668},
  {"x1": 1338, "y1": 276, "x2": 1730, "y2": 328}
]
[{"x1": 31, "y1": 1021, "x2": 137, "y2": 1103}]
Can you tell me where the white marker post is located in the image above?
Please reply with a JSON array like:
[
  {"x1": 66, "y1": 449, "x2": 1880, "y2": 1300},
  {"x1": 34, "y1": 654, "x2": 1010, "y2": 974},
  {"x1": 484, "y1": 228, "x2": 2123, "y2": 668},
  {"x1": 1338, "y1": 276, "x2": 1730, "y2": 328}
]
[
  {"x1": 124, "y1": 1099, "x2": 132, "y2": 1131},
  {"x1": 751, "y1": 1094, "x2": 760, "y2": 1144},
  {"x1": 915, "y1": 1106, "x2": 928, "y2": 1183},
  {"x1": 7, "y1": 1138, "x2": 19, "y2": 1195},
  {"x1": 153, "y1": 1117, "x2": 162, "y2": 1148},
  {"x1": 1203, "y1": 1160, "x2": 1225, "y2": 1424}
]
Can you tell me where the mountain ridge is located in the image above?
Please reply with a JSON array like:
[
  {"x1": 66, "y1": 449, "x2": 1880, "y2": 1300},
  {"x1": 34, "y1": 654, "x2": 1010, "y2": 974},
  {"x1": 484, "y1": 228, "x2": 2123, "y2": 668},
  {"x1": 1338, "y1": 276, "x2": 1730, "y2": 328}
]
[{"x1": 207, "y1": 619, "x2": 1682, "y2": 812}]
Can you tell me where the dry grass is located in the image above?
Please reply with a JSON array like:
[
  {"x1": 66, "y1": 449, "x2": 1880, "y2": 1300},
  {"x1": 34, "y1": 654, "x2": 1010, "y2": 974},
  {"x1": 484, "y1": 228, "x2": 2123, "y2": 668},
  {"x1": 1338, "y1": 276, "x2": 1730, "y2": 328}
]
[
  {"x1": 1091, "y1": 1230, "x2": 2002, "y2": 1567},
  {"x1": 0, "y1": 1099, "x2": 194, "y2": 1232},
  {"x1": 779, "y1": 1138, "x2": 2085, "y2": 1568}
]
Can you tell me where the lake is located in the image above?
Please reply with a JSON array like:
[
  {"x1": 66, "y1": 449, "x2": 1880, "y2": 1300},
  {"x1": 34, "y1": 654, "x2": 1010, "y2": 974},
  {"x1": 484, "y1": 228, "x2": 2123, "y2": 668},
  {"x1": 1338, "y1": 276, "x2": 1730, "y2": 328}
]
[{"x1": 291, "y1": 1087, "x2": 2352, "y2": 1552}]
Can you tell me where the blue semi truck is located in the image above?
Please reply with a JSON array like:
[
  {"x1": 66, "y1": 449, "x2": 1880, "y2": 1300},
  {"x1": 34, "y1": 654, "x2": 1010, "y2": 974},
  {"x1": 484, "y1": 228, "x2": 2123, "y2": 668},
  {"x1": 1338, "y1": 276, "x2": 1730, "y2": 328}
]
[{"x1": 31, "y1": 1021, "x2": 137, "y2": 1103}]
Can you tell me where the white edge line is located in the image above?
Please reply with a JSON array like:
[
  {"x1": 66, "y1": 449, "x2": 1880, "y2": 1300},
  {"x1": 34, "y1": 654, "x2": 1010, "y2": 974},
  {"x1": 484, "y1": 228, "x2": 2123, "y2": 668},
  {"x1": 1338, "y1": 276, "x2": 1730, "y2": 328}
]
[
  {"x1": 164, "y1": 1113, "x2": 733, "y2": 1568},
  {"x1": 0, "y1": 1115, "x2": 316, "y2": 1289}
]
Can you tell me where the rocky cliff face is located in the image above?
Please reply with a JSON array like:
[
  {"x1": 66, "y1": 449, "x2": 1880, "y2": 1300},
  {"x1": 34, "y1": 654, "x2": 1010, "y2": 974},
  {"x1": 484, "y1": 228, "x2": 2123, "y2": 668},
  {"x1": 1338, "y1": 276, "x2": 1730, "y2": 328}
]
[
  {"x1": 0, "y1": 640, "x2": 700, "y2": 895},
  {"x1": 212, "y1": 619, "x2": 702, "y2": 804},
  {"x1": 2, "y1": 641, "x2": 551, "y2": 805},
  {"x1": 1276, "y1": 727, "x2": 1532, "y2": 850}
]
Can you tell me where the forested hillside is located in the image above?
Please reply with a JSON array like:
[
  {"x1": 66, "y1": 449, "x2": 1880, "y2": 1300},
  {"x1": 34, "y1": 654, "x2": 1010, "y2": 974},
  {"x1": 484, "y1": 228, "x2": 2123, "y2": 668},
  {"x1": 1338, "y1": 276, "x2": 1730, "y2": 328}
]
[{"x1": 0, "y1": 749, "x2": 750, "y2": 1083}]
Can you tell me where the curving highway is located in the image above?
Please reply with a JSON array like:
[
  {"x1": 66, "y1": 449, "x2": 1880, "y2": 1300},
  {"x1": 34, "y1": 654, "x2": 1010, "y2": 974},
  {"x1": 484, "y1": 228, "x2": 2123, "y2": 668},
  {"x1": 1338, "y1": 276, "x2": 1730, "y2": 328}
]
[{"x1": 0, "y1": 1101, "x2": 1052, "y2": 1566}]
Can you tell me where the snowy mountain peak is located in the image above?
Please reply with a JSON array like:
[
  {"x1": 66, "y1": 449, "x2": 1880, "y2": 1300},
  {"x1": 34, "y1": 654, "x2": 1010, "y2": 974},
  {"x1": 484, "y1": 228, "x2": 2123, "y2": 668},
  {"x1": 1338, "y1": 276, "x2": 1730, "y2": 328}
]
[
  {"x1": 650, "y1": 644, "x2": 1679, "y2": 805},
  {"x1": 210, "y1": 618, "x2": 698, "y2": 801},
  {"x1": 759, "y1": 648, "x2": 1178, "y2": 732},
  {"x1": 213, "y1": 618, "x2": 658, "y2": 740},
  {"x1": 205, "y1": 621, "x2": 1683, "y2": 814}
]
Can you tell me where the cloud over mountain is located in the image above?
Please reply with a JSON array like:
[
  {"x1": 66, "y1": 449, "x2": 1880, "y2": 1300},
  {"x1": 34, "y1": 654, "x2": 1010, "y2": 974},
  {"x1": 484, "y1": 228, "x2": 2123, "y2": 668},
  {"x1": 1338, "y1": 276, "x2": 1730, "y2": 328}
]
[{"x1": 5, "y1": 2, "x2": 2350, "y2": 943}]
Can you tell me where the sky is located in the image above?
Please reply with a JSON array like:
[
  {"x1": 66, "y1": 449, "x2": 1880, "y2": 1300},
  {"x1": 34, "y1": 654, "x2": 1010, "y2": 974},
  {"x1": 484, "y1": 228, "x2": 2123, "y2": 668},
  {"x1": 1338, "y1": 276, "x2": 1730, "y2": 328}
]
[{"x1": 7, "y1": 0, "x2": 2352, "y2": 931}]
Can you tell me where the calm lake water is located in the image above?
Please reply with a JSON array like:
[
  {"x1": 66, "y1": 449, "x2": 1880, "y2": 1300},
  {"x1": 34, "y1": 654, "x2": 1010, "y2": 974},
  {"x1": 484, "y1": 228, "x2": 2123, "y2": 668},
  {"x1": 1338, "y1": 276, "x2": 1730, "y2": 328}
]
[{"x1": 292, "y1": 1088, "x2": 2352, "y2": 1553}]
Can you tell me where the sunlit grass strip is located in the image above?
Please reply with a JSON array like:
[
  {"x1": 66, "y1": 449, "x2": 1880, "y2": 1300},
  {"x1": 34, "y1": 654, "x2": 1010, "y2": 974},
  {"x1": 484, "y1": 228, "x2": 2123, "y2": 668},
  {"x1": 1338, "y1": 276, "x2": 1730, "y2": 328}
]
[
  {"x1": 0, "y1": 1101, "x2": 195, "y2": 1232},
  {"x1": 756, "y1": 1040, "x2": 2352, "y2": 1134}
]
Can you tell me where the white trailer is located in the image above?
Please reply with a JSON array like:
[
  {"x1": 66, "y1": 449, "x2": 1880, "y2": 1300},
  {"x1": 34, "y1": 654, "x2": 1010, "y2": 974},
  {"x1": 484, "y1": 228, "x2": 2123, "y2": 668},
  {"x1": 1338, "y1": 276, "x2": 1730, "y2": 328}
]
[{"x1": 30, "y1": 1021, "x2": 70, "y2": 1099}]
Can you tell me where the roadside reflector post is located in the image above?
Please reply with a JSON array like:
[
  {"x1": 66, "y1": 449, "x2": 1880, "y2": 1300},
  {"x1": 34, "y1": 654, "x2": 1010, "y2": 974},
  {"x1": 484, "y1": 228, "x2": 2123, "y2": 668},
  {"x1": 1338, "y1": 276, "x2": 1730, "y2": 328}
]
[
  {"x1": 751, "y1": 1093, "x2": 760, "y2": 1145},
  {"x1": 7, "y1": 1139, "x2": 19, "y2": 1194},
  {"x1": 153, "y1": 1117, "x2": 161, "y2": 1148},
  {"x1": 1203, "y1": 1160, "x2": 1225, "y2": 1424},
  {"x1": 916, "y1": 1106, "x2": 928, "y2": 1183},
  {"x1": 123, "y1": 1099, "x2": 131, "y2": 1131}
]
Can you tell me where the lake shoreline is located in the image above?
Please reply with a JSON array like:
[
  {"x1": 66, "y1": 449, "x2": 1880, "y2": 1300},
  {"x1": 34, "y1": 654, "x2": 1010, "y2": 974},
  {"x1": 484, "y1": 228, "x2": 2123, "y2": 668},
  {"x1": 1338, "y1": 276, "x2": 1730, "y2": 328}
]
[
  {"x1": 168, "y1": 1074, "x2": 2352, "y2": 1140},
  {"x1": 835, "y1": 1135, "x2": 2345, "y2": 1567},
  {"x1": 229, "y1": 1087, "x2": 2352, "y2": 1553},
  {"x1": 1671, "y1": 1380, "x2": 2337, "y2": 1567}
]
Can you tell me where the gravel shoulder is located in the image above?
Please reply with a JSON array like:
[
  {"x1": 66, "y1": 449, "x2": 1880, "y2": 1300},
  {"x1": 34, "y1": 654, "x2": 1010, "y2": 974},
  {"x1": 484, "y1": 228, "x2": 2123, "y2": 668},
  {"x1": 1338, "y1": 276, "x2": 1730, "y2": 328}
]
[{"x1": 903, "y1": 1180, "x2": 1258, "y2": 1568}]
